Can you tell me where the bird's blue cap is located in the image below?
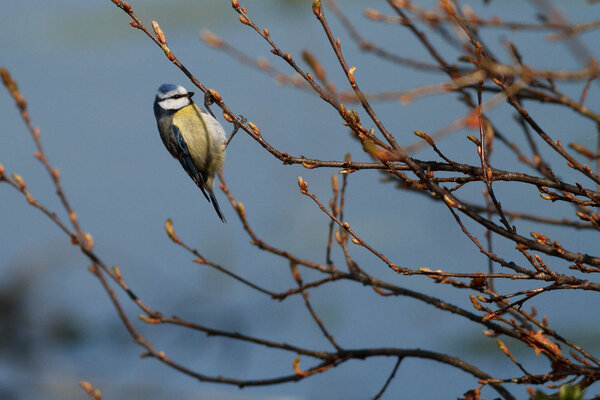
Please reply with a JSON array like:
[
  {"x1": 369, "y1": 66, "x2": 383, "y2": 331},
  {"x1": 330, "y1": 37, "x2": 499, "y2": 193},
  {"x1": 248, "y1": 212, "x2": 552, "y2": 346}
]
[{"x1": 157, "y1": 83, "x2": 181, "y2": 94}]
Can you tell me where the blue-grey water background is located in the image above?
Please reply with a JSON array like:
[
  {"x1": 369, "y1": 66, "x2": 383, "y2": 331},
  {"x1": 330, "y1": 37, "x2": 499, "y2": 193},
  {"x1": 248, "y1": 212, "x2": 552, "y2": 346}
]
[{"x1": 1, "y1": 1, "x2": 599, "y2": 399}]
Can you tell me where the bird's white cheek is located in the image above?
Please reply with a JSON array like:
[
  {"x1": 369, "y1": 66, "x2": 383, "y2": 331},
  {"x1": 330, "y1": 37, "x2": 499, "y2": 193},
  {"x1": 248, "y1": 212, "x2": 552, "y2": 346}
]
[{"x1": 159, "y1": 97, "x2": 189, "y2": 110}]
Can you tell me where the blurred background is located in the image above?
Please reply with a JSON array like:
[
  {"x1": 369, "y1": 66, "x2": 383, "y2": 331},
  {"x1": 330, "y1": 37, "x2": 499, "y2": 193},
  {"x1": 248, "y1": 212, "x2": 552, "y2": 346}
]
[{"x1": 1, "y1": 0, "x2": 599, "y2": 399}]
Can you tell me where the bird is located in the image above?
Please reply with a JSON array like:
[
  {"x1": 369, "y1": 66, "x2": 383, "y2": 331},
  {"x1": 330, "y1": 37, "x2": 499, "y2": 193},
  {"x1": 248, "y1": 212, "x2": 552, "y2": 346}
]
[{"x1": 153, "y1": 83, "x2": 227, "y2": 222}]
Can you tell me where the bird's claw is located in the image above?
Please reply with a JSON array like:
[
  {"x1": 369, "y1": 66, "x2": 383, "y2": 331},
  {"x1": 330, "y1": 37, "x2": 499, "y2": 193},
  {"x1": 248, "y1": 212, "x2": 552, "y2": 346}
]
[
  {"x1": 203, "y1": 91, "x2": 217, "y2": 119},
  {"x1": 226, "y1": 115, "x2": 246, "y2": 147}
]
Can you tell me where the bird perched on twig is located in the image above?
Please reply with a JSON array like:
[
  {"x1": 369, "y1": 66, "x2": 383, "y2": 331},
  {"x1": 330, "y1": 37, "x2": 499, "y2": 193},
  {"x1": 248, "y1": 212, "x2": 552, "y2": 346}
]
[{"x1": 153, "y1": 83, "x2": 227, "y2": 222}]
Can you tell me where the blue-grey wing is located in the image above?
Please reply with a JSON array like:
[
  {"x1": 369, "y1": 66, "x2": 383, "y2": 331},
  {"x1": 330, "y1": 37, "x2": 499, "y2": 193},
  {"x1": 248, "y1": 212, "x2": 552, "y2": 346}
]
[{"x1": 172, "y1": 124, "x2": 210, "y2": 201}]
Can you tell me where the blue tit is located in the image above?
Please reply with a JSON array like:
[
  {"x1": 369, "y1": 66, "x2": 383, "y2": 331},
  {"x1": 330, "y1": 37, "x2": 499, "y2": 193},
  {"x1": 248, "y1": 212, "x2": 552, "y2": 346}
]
[{"x1": 153, "y1": 84, "x2": 227, "y2": 222}]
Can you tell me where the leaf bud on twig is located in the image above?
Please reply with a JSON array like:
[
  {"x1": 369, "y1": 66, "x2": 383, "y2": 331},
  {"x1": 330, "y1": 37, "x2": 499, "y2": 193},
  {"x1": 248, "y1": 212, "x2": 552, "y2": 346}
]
[
  {"x1": 223, "y1": 112, "x2": 234, "y2": 123},
  {"x1": 413, "y1": 130, "x2": 434, "y2": 146},
  {"x1": 79, "y1": 381, "x2": 93, "y2": 393},
  {"x1": 1, "y1": 68, "x2": 27, "y2": 110},
  {"x1": 331, "y1": 174, "x2": 338, "y2": 191},
  {"x1": 466, "y1": 135, "x2": 481, "y2": 146},
  {"x1": 12, "y1": 173, "x2": 26, "y2": 190},
  {"x1": 440, "y1": 0, "x2": 455, "y2": 17},
  {"x1": 364, "y1": 9, "x2": 382, "y2": 20},
  {"x1": 139, "y1": 315, "x2": 161, "y2": 324},
  {"x1": 164, "y1": 218, "x2": 181, "y2": 244},
  {"x1": 297, "y1": 176, "x2": 308, "y2": 193},
  {"x1": 469, "y1": 294, "x2": 483, "y2": 311},
  {"x1": 200, "y1": 30, "x2": 224, "y2": 48},
  {"x1": 69, "y1": 210, "x2": 77, "y2": 224},
  {"x1": 293, "y1": 357, "x2": 308, "y2": 376},
  {"x1": 347, "y1": 66, "x2": 357, "y2": 85},
  {"x1": 152, "y1": 21, "x2": 166, "y2": 44},
  {"x1": 290, "y1": 263, "x2": 302, "y2": 284},
  {"x1": 83, "y1": 232, "x2": 94, "y2": 249},
  {"x1": 208, "y1": 88, "x2": 222, "y2": 102},
  {"x1": 312, "y1": 0, "x2": 321, "y2": 16},
  {"x1": 247, "y1": 121, "x2": 260, "y2": 136},
  {"x1": 443, "y1": 194, "x2": 458, "y2": 208},
  {"x1": 362, "y1": 139, "x2": 398, "y2": 162},
  {"x1": 237, "y1": 201, "x2": 246, "y2": 218}
]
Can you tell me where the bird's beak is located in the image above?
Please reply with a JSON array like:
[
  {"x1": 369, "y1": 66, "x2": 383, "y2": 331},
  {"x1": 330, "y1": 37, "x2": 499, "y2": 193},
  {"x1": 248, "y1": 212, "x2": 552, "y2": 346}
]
[{"x1": 187, "y1": 91, "x2": 195, "y2": 98}]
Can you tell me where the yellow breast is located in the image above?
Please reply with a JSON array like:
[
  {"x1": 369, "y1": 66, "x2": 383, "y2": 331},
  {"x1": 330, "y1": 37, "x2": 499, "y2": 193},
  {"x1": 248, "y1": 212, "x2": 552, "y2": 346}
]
[{"x1": 172, "y1": 104, "x2": 226, "y2": 188}]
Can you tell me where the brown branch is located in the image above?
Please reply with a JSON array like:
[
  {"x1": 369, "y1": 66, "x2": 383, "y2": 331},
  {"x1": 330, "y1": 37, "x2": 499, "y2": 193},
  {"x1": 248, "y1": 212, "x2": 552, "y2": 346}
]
[{"x1": 373, "y1": 357, "x2": 402, "y2": 400}]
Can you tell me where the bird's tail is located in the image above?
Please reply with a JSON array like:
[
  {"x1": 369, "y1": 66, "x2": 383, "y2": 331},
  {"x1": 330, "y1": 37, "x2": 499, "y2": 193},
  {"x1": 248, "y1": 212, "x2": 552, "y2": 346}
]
[{"x1": 208, "y1": 188, "x2": 226, "y2": 223}]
